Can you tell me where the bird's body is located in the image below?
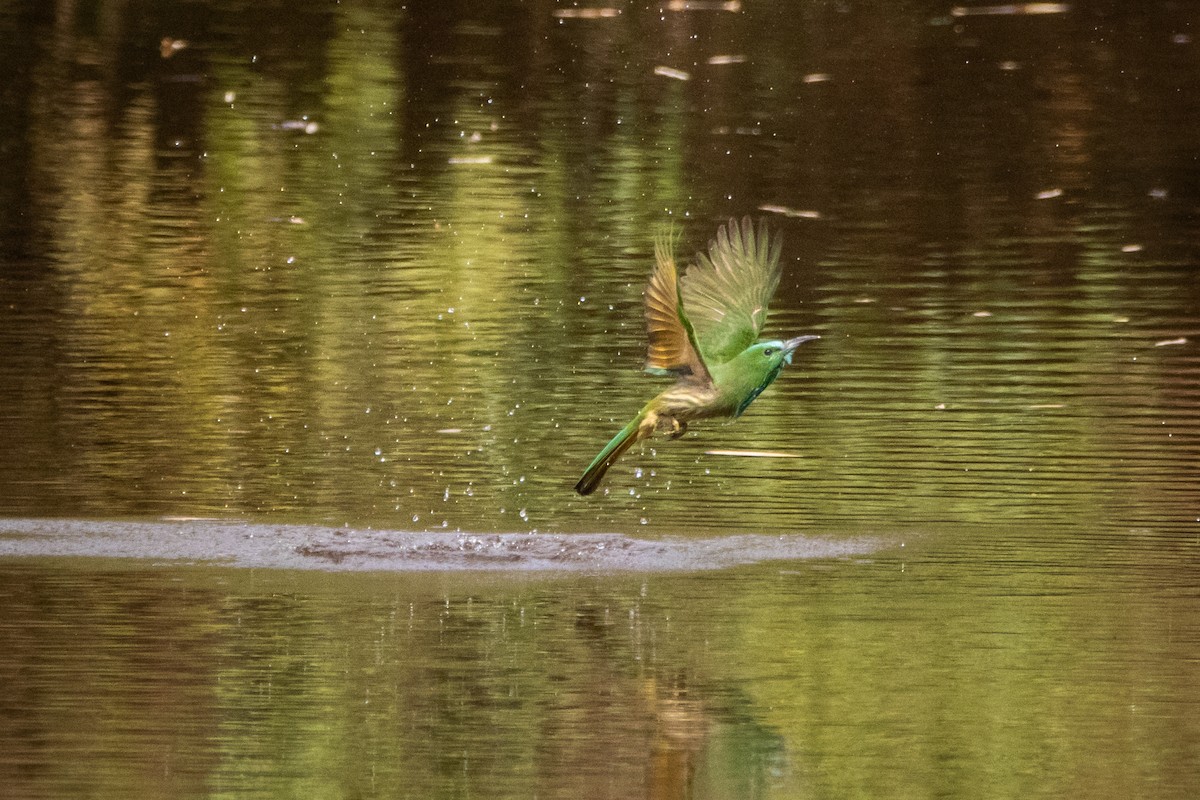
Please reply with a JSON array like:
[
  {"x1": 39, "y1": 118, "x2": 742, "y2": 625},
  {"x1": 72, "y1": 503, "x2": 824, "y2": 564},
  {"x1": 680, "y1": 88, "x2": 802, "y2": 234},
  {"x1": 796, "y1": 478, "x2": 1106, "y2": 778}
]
[{"x1": 575, "y1": 217, "x2": 818, "y2": 495}]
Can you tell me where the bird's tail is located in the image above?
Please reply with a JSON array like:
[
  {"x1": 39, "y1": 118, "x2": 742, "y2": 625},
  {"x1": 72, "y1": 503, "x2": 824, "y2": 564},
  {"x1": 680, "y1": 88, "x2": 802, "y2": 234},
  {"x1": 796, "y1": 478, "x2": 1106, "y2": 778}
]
[{"x1": 574, "y1": 413, "x2": 647, "y2": 496}]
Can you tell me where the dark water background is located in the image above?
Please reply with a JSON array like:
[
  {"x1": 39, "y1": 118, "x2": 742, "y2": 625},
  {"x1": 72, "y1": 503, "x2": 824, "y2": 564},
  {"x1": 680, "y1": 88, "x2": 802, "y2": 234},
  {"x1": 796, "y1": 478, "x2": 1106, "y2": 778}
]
[{"x1": 0, "y1": 1, "x2": 1197, "y2": 797}]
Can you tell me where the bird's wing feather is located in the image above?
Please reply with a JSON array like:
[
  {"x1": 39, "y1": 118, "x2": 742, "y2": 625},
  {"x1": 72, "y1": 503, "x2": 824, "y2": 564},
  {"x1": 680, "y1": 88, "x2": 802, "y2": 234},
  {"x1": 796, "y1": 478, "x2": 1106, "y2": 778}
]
[
  {"x1": 644, "y1": 226, "x2": 711, "y2": 382},
  {"x1": 681, "y1": 217, "x2": 782, "y2": 365}
]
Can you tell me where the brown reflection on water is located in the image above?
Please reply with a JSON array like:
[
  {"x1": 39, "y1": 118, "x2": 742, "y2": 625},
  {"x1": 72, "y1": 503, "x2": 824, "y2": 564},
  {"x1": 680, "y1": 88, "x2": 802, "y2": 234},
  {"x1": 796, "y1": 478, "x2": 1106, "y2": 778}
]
[{"x1": 0, "y1": 568, "x2": 222, "y2": 796}]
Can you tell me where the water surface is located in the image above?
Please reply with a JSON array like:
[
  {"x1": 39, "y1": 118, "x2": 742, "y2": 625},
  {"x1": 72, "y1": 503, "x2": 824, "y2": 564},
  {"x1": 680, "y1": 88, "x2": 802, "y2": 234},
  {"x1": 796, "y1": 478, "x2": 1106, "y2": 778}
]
[{"x1": 0, "y1": 1, "x2": 1198, "y2": 797}]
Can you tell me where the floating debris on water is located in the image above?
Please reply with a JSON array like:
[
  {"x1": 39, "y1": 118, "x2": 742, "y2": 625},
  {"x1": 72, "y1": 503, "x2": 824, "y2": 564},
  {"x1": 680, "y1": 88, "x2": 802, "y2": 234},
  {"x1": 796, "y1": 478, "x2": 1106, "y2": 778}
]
[
  {"x1": 803, "y1": 73, "x2": 832, "y2": 83},
  {"x1": 552, "y1": 7, "x2": 621, "y2": 19},
  {"x1": 276, "y1": 119, "x2": 320, "y2": 134},
  {"x1": 1036, "y1": 187, "x2": 1064, "y2": 200},
  {"x1": 160, "y1": 37, "x2": 188, "y2": 58},
  {"x1": 707, "y1": 54, "x2": 747, "y2": 65},
  {"x1": 758, "y1": 204, "x2": 822, "y2": 219},
  {"x1": 706, "y1": 449, "x2": 802, "y2": 458},
  {"x1": 666, "y1": 0, "x2": 742, "y2": 11},
  {"x1": 1121, "y1": 244, "x2": 1144, "y2": 253},
  {"x1": 448, "y1": 155, "x2": 494, "y2": 165},
  {"x1": 1154, "y1": 337, "x2": 1187, "y2": 347},
  {"x1": 951, "y1": 3, "x2": 1070, "y2": 16},
  {"x1": 654, "y1": 65, "x2": 691, "y2": 81}
]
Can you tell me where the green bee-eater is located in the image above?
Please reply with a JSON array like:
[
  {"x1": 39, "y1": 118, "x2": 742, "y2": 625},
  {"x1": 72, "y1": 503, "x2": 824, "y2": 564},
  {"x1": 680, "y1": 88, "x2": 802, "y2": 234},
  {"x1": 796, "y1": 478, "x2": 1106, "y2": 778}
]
[{"x1": 574, "y1": 217, "x2": 819, "y2": 495}]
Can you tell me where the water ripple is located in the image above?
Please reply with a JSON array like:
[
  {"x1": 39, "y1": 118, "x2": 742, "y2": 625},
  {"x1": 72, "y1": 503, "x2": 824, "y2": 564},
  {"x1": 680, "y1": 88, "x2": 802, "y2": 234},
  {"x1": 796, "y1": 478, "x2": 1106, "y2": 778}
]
[{"x1": 0, "y1": 519, "x2": 882, "y2": 573}]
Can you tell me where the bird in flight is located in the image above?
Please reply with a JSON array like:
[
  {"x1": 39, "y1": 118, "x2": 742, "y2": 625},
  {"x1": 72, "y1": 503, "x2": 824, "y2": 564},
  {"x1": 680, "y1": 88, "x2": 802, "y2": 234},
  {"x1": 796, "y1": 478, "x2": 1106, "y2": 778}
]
[{"x1": 575, "y1": 217, "x2": 819, "y2": 495}]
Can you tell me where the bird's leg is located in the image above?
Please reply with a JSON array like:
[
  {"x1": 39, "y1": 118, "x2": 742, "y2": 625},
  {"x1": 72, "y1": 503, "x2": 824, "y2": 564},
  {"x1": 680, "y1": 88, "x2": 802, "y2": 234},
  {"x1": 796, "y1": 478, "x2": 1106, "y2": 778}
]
[
  {"x1": 638, "y1": 410, "x2": 660, "y2": 440},
  {"x1": 652, "y1": 413, "x2": 687, "y2": 439}
]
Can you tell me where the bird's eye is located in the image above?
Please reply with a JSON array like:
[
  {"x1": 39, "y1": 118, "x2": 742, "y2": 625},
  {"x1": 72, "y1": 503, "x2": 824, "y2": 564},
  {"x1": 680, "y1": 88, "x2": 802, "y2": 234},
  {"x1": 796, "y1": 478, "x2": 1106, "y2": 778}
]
[{"x1": 764, "y1": 348, "x2": 775, "y2": 357}]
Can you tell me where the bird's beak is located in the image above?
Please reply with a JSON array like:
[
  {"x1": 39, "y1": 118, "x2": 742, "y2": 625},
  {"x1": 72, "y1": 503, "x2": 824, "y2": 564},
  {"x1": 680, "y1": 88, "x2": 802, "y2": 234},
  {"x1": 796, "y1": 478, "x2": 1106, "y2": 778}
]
[{"x1": 782, "y1": 334, "x2": 820, "y2": 364}]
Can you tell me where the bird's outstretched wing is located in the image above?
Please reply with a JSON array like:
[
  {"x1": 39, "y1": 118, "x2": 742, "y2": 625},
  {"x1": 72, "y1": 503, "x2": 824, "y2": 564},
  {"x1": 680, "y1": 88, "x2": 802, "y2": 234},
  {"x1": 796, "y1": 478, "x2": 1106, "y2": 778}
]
[
  {"x1": 644, "y1": 226, "x2": 711, "y2": 382},
  {"x1": 680, "y1": 217, "x2": 782, "y2": 366}
]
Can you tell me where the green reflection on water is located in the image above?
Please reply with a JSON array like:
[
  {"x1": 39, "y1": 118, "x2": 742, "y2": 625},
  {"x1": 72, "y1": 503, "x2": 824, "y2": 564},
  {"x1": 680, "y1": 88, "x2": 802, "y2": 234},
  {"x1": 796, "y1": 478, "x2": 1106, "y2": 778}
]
[
  {"x1": 1, "y1": 557, "x2": 1196, "y2": 799},
  {"x1": 1, "y1": 0, "x2": 1196, "y2": 532}
]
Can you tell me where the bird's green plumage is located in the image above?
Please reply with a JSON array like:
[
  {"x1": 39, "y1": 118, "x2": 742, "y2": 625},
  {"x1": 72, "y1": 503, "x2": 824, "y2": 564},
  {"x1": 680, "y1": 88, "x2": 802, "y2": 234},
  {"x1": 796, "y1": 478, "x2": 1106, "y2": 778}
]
[
  {"x1": 574, "y1": 411, "x2": 647, "y2": 497},
  {"x1": 574, "y1": 217, "x2": 818, "y2": 496},
  {"x1": 684, "y1": 217, "x2": 782, "y2": 365}
]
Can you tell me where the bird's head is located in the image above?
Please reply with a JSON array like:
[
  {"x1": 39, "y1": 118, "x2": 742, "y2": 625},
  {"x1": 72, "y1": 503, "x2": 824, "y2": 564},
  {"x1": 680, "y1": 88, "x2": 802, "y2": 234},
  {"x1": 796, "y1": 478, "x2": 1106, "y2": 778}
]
[
  {"x1": 725, "y1": 334, "x2": 820, "y2": 417},
  {"x1": 752, "y1": 334, "x2": 820, "y2": 370}
]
